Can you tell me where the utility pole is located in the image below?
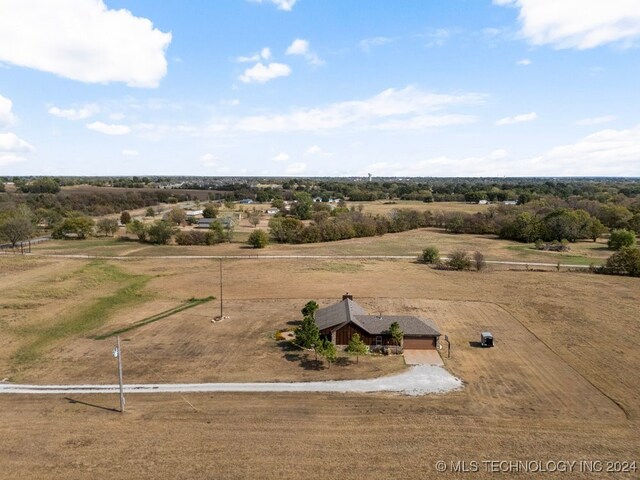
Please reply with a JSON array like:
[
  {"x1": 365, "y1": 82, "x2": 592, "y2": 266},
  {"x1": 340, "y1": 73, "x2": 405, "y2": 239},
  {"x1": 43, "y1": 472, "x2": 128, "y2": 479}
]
[
  {"x1": 113, "y1": 336, "x2": 125, "y2": 413},
  {"x1": 219, "y1": 258, "x2": 223, "y2": 318}
]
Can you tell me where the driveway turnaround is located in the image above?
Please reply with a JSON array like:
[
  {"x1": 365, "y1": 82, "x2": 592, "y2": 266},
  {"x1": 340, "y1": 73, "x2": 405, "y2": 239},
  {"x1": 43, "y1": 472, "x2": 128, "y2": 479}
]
[{"x1": 0, "y1": 365, "x2": 462, "y2": 397}]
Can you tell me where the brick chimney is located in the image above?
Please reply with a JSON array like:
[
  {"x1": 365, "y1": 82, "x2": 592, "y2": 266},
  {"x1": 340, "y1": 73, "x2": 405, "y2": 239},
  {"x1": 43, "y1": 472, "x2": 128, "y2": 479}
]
[{"x1": 342, "y1": 292, "x2": 353, "y2": 300}]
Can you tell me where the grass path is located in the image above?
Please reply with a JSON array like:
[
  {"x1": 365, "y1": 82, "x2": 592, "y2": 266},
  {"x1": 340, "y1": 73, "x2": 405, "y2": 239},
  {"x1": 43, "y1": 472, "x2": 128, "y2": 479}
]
[{"x1": 11, "y1": 262, "x2": 152, "y2": 368}]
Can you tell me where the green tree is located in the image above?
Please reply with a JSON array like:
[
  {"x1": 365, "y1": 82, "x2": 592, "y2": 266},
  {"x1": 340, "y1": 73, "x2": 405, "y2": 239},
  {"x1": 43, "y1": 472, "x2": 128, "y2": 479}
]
[
  {"x1": 346, "y1": 333, "x2": 368, "y2": 363},
  {"x1": 608, "y1": 229, "x2": 636, "y2": 250},
  {"x1": 388, "y1": 321, "x2": 403, "y2": 354},
  {"x1": 145, "y1": 207, "x2": 156, "y2": 217},
  {"x1": 127, "y1": 219, "x2": 148, "y2": 241},
  {"x1": 301, "y1": 300, "x2": 319, "y2": 319},
  {"x1": 420, "y1": 246, "x2": 440, "y2": 264},
  {"x1": 268, "y1": 217, "x2": 304, "y2": 243},
  {"x1": 208, "y1": 220, "x2": 226, "y2": 244},
  {"x1": 247, "y1": 229, "x2": 269, "y2": 248},
  {"x1": 120, "y1": 211, "x2": 132, "y2": 225},
  {"x1": 292, "y1": 192, "x2": 313, "y2": 220},
  {"x1": 147, "y1": 220, "x2": 176, "y2": 244},
  {"x1": 604, "y1": 246, "x2": 640, "y2": 277},
  {"x1": 447, "y1": 250, "x2": 472, "y2": 270},
  {"x1": 96, "y1": 218, "x2": 119, "y2": 237},
  {"x1": 588, "y1": 218, "x2": 607, "y2": 242},
  {"x1": 0, "y1": 214, "x2": 34, "y2": 247},
  {"x1": 294, "y1": 315, "x2": 320, "y2": 349},
  {"x1": 315, "y1": 338, "x2": 337, "y2": 369},
  {"x1": 53, "y1": 215, "x2": 94, "y2": 239},
  {"x1": 202, "y1": 203, "x2": 219, "y2": 218}
]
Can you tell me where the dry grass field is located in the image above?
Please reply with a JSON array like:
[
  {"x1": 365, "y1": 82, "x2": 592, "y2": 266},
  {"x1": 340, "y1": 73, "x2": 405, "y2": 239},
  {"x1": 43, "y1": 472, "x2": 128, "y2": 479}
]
[{"x1": 0, "y1": 253, "x2": 638, "y2": 479}]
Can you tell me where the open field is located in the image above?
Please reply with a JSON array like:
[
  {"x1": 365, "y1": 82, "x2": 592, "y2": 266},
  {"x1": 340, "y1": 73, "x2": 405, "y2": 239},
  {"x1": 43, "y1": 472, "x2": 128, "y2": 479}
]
[
  {"x1": 28, "y1": 227, "x2": 611, "y2": 266},
  {"x1": 0, "y1": 254, "x2": 638, "y2": 478}
]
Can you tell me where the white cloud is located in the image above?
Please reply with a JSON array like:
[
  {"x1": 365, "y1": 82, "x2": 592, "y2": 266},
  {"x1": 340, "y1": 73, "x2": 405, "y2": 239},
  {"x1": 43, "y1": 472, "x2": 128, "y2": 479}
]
[
  {"x1": 423, "y1": 28, "x2": 453, "y2": 47},
  {"x1": 222, "y1": 99, "x2": 240, "y2": 107},
  {"x1": 86, "y1": 121, "x2": 131, "y2": 135},
  {"x1": 285, "y1": 162, "x2": 306, "y2": 174},
  {"x1": 495, "y1": 111, "x2": 537, "y2": 126},
  {"x1": 494, "y1": 0, "x2": 640, "y2": 49},
  {"x1": 285, "y1": 39, "x2": 323, "y2": 66},
  {"x1": 305, "y1": 145, "x2": 323, "y2": 155},
  {"x1": 121, "y1": 149, "x2": 139, "y2": 156},
  {"x1": 48, "y1": 104, "x2": 99, "y2": 120},
  {"x1": 239, "y1": 62, "x2": 292, "y2": 83},
  {"x1": 575, "y1": 115, "x2": 616, "y2": 126},
  {"x1": 237, "y1": 47, "x2": 272, "y2": 63},
  {"x1": 516, "y1": 58, "x2": 532, "y2": 65},
  {"x1": 0, "y1": 94, "x2": 16, "y2": 128},
  {"x1": 248, "y1": 0, "x2": 297, "y2": 11},
  {"x1": 0, "y1": 0, "x2": 171, "y2": 87},
  {"x1": 272, "y1": 152, "x2": 290, "y2": 162},
  {"x1": 0, "y1": 132, "x2": 35, "y2": 153},
  {"x1": 232, "y1": 86, "x2": 484, "y2": 132},
  {"x1": 526, "y1": 125, "x2": 640, "y2": 175},
  {"x1": 0, "y1": 132, "x2": 35, "y2": 166},
  {"x1": 359, "y1": 36, "x2": 393, "y2": 51}
]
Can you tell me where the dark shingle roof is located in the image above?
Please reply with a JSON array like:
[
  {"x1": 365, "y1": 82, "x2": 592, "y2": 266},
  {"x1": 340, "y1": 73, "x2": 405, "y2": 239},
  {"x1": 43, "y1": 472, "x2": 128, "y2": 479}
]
[
  {"x1": 315, "y1": 298, "x2": 367, "y2": 331},
  {"x1": 315, "y1": 297, "x2": 440, "y2": 337},
  {"x1": 354, "y1": 315, "x2": 440, "y2": 336}
]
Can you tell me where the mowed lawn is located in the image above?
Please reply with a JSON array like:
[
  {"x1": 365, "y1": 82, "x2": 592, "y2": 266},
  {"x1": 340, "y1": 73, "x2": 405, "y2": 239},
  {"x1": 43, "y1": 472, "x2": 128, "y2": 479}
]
[{"x1": 0, "y1": 255, "x2": 638, "y2": 479}]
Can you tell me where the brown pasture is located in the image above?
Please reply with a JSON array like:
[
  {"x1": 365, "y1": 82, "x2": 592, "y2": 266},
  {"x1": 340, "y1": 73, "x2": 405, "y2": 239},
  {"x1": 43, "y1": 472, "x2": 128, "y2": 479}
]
[{"x1": 0, "y1": 254, "x2": 638, "y2": 479}]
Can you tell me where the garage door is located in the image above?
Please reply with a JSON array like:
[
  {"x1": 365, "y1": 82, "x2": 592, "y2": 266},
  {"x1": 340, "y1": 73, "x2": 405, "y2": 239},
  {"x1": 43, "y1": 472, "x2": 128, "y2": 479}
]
[{"x1": 403, "y1": 336, "x2": 436, "y2": 350}]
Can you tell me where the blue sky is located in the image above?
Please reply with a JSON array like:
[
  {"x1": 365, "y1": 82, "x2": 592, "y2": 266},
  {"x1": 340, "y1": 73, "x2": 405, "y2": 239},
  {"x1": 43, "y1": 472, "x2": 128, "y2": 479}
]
[{"x1": 1, "y1": 0, "x2": 639, "y2": 176}]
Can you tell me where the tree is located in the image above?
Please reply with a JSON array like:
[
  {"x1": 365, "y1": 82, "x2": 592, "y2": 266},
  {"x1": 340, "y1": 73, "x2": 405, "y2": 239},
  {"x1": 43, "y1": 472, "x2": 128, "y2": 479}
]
[
  {"x1": 301, "y1": 300, "x2": 319, "y2": 319},
  {"x1": 208, "y1": 220, "x2": 227, "y2": 244},
  {"x1": 53, "y1": 215, "x2": 94, "y2": 239},
  {"x1": 0, "y1": 215, "x2": 34, "y2": 247},
  {"x1": 346, "y1": 333, "x2": 368, "y2": 363},
  {"x1": 120, "y1": 211, "x2": 132, "y2": 225},
  {"x1": 167, "y1": 207, "x2": 186, "y2": 226},
  {"x1": 420, "y1": 246, "x2": 440, "y2": 264},
  {"x1": 96, "y1": 218, "x2": 119, "y2": 237},
  {"x1": 292, "y1": 192, "x2": 313, "y2": 220},
  {"x1": 608, "y1": 229, "x2": 636, "y2": 250},
  {"x1": 145, "y1": 207, "x2": 156, "y2": 217},
  {"x1": 473, "y1": 251, "x2": 486, "y2": 271},
  {"x1": 447, "y1": 250, "x2": 472, "y2": 270},
  {"x1": 127, "y1": 219, "x2": 148, "y2": 241},
  {"x1": 202, "y1": 203, "x2": 219, "y2": 218},
  {"x1": 247, "y1": 210, "x2": 261, "y2": 228},
  {"x1": 388, "y1": 321, "x2": 403, "y2": 354},
  {"x1": 247, "y1": 229, "x2": 269, "y2": 248},
  {"x1": 147, "y1": 220, "x2": 176, "y2": 244},
  {"x1": 268, "y1": 217, "x2": 304, "y2": 243},
  {"x1": 224, "y1": 199, "x2": 235, "y2": 210},
  {"x1": 604, "y1": 246, "x2": 640, "y2": 277},
  {"x1": 315, "y1": 338, "x2": 337, "y2": 369},
  {"x1": 588, "y1": 218, "x2": 607, "y2": 242},
  {"x1": 294, "y1": 315, "x2": 320, "y2": 349}
]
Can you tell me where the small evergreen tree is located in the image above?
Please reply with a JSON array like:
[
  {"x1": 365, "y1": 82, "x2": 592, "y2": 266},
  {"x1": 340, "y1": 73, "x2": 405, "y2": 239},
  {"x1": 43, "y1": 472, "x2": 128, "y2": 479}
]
[
  {"x1": 247, "y1": 229, "x2": 269, "y2": 248},
  {"x1": 346, "y1": 333, "x2": 368, "y2": 363},
  {"x1": 316, "y1": 338, "x2": 337, "y2": 369},
  {"x1": 120, "y1": 211, "x2": 132, "y2": 225},
  {"x1": 388, "y1": 321, "x2": 403, "y2": 354},
  {"x1": 294, "y1": 315, "x2": 320, "y2": 349},
  {"x1": 301, "y1": 300, "x2": 319, "y2": 319}
]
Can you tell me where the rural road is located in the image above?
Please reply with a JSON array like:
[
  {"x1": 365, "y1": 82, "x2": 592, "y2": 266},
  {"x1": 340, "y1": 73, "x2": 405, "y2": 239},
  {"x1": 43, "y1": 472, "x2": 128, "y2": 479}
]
[
  {"x1": 19, "y1": 252, "x2": 593, "y2": 268},
  {"x1": 0, "y1": 365, "x2": 462, "y2": 396}
]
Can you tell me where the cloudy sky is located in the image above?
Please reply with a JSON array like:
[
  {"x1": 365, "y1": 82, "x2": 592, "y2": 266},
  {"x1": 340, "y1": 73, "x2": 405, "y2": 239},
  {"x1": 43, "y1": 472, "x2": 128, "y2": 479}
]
[{"x1": 1, "y1": 0, "x2": 639, "y2": 177}]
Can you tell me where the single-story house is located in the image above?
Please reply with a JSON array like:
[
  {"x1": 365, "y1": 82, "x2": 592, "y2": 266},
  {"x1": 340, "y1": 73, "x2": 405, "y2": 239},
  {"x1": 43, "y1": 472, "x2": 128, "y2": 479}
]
[
  {"x1": 186, "y1": 209, "x2": 204, "y2": 217},
  {"x1": 196, "y1": 217, "x2": 235, "y2": 229},
  {"x1": 315, "y1": 294, "x2": 441, "y2": 350}
]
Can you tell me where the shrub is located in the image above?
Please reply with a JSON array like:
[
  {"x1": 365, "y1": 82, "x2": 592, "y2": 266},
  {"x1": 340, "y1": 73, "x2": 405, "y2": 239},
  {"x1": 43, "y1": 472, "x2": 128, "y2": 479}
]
[
  {"x1": 603, "y1": 246, "x2": 640, "y2": 277},
  {"x1": 420, "y1": 246, "x2": 440, "y2": 264},
  {"x1": 447, "y1": 250, "x2": 472, "y2": 270},
  {"x1": 608, "y1": 229, "x2": 636, "y2": 250},
  {"x1": 248, "y1": 229, "x2": 269, "y2": 248}
]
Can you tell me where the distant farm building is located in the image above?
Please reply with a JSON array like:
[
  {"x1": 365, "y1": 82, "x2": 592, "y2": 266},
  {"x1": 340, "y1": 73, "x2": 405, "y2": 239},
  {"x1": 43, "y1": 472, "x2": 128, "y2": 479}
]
[{"x1": 315, "y1": 294, "x2": 441, "y2": 350}]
